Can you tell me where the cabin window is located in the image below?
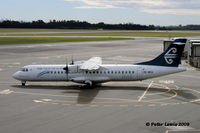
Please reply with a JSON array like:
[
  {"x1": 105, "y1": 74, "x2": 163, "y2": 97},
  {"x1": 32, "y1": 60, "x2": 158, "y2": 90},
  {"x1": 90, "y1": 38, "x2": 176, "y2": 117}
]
[
  {"x1": 100, "y1": 71, "x2": 102, "y2": 74},
  {"x1": 125, "y1": 71, "x2": 127, "y2": 74},
  {"x1": 54, "y1": 71, "x2": 56, "y2": 74},
  {"x1": 96, "y1": 71, "x2": 99, "y2": 74},
  {"x1": 132, "y1": 71, "x2": 134, "y2": 73},
  {"x1": 93, "y1": 71, "x2": 95, "y2": 74},
  {"x1": 122, "y1": 71, "x2": 124, "y2": 74},
  {"x1": 104, "y1": 71, "x2": 106, "y2": 74},
  {"x1": 118, "y1": 71, "x2": 120, "y2": 74},
  {"x1": 115, "y1": 71, "x2": 117, "y2": 74},
  {"x1": 108, "y1": 71, "x2": 110, "y2": 74},
  {"x1": 111, "y1": 71, "x2": 113, "y2": 74}
]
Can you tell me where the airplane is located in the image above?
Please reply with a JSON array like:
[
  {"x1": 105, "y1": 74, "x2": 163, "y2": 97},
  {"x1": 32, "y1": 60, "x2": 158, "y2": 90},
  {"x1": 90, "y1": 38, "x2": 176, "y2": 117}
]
[{"x1": 13, "y1": 38, "x2": 187, "y2": 87}]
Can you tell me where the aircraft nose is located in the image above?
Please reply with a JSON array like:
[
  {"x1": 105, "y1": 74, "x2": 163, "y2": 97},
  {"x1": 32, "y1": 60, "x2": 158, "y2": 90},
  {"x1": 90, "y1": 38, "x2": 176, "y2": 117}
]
[{"x1": 12, "y1": 72, "x2": 19, "y2": 80}]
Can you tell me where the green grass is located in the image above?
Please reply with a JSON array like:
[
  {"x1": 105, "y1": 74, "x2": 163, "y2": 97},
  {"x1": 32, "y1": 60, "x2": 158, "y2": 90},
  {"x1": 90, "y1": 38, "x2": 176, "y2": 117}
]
[
  {"x1": 6, "y1": 32, "x2": 199, "y2": 37},
  {"x1": 0, "y1": 37, "x2": 130, "y2": 45},
  {"x1": 1, "y1": 28, "x2": 200, "y2": 37},
  {"x1": 1, "y1": 28, "x2": 200, "y2": 39}
]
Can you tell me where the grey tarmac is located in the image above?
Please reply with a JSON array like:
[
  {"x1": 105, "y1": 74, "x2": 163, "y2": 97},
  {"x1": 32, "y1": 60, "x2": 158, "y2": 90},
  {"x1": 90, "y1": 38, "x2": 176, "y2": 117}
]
[{"x1": 0, "y1": 37, "x2": 200, "y2": 133}]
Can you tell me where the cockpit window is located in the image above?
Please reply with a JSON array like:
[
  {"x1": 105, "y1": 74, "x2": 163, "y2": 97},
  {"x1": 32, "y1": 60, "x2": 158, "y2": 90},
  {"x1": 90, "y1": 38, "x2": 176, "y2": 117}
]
[{"x1": 20, "y1": 68, "x2": 28, "y2": 72}]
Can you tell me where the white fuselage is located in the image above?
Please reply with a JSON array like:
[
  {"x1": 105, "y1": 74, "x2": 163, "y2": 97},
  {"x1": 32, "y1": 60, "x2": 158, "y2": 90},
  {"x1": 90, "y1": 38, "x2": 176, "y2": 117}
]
[{"x1": 12, "y1": 64, "x2": 186, "y2": 84}]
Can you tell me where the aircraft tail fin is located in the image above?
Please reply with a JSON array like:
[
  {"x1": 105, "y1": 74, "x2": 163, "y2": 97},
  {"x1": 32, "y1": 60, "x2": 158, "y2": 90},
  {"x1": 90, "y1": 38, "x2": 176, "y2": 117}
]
[{"x1": 136, "y1": 38, "x2": 187, "y2": 67}]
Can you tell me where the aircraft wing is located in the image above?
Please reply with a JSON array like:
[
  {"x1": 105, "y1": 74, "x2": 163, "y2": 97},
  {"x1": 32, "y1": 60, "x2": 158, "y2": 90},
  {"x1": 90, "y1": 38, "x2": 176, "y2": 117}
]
[{"x1": 80, "y1": 57, "x2": 102, "y2": 71}]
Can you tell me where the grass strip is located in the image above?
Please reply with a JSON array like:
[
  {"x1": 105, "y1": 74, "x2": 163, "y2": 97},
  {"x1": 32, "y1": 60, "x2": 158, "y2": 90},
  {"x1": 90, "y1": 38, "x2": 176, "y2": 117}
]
[{"x1": 0, "y1": 37, "x2": 130, "y2": 45}]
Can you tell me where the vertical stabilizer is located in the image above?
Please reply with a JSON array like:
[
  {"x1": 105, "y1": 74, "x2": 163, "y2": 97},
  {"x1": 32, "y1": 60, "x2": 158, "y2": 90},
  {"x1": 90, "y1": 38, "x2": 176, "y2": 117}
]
[{"x1": 136, "y1": 38, "x2": 187, "y2": 67}]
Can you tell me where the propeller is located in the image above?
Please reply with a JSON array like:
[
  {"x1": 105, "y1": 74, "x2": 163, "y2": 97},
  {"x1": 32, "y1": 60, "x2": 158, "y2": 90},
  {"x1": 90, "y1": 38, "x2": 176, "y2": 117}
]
[
  {"x1": 63, "y1": 58, "x2": 68, "y2": 74},
  {"x1": 70, "y1": 55, "x2": 74, "y2": 65}
]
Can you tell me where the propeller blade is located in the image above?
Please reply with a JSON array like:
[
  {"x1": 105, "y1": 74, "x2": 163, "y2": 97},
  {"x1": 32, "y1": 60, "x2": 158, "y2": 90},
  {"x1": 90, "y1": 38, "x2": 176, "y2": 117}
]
[
  {"x1": 63, "y1": 58, "x2": 68, "y2": 74},
  {"x1": 71, "y1": 55, "x2": 74, "y2": 65}
]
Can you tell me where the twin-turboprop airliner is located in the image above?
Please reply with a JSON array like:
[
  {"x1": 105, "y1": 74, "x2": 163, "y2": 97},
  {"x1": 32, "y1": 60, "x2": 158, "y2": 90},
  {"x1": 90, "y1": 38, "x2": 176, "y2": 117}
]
[{"x1": 13, "y1": 38, "x2": 187, "y2": 87}]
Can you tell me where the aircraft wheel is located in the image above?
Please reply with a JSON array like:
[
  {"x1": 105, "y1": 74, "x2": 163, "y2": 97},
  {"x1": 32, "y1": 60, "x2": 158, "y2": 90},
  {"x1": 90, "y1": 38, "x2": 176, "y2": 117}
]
[{"x1": 21, "y1": 81, "x2": 26, "y2": 86}]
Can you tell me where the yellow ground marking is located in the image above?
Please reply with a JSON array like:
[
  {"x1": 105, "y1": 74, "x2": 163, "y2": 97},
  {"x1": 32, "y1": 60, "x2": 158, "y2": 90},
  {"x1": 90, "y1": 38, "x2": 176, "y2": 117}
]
[
  {"x1": 181, "y1": 102, "x2": 189, "y2": 104},
  {"x1": 90, "y1": 105, "x2": 98, "y2": 107},
  {"x1": 148, "y1": 104, "x2": 156, "y2": 107},
  {"x1": 12, "y1": 91, "x2": 139, "y2": 103},
  {"x1": 144, "y1": 82, "x2": 171, "y2": 96},
  {"x1": 119, "y1": 105, "x2": 129, "y2": 107},
  {"x1": 134, "y1": 105, "x2": 143, "y2": 107},
  {"x1": 145, "y1": 87, "x2": 170, "y2": 96},
  {"x1": 76, "y1": 104, "x2": 84, "y2": 107},
  {"x1": 62, "y1": 104, "x2": 71, "y2": 106},
  {"x1": 52, "y1": 103, "x2": 58, "y2": 104},
  {"x1": 4, "y1": 81, "x2": 200, "y2": 106},
  {"x1": 38, "y1": 98, "x2": 164, "y2": 105},
  {"x1": 5, "y1": 85, "x2": 176, "y2": 104},
  {"x1": 138, "y1": 81, "x2": 153, "y2": 102},
  {"x1": 25, "y1": 46, "x2": 34, "y2": 48},
  {"x1": 0, "y1": 62, "x2": 20, "y2": 65},
  {"x1": 159, "y1": 80, "x2": 174, "y2": 84},
  {"x1": 104, "y1": 105, "x2": 113, "y2": 107},
  {"x1": 46, "y1": 45, "x2": 55, "y2": 47},
  {"x1": 142, "y1": 86, "x2": 178, "y2": 102},
  {"x1": 170, "y1": 103, "x2": 180, "y2": 105}
]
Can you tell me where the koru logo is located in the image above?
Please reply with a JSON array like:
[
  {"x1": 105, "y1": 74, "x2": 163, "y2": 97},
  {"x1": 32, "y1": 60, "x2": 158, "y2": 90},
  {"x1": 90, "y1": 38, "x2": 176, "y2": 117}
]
[{"x1": 164, "y1": 48, "x2": 178, "y2": 64}]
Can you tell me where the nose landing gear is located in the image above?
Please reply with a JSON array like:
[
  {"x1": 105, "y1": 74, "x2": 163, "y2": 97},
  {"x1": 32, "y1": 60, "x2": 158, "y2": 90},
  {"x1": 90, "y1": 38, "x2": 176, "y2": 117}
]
[{"x1": 21, "y1": 81, "x2": 26, "y2": 86}]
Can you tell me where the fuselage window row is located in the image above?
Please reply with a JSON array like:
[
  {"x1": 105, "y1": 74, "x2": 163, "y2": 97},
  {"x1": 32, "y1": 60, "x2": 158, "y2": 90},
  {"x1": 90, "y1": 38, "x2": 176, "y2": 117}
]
[
  {"x1": 84, "y1": 71, "x2": 134, "y2": 74},
  {"x1": 41, "y1": 70, "x2": 134, "y2": 75}
]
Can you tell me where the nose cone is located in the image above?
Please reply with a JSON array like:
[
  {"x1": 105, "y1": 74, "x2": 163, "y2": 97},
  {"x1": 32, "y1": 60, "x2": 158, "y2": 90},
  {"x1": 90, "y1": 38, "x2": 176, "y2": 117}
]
[{"x1": 12, "y1": 72, "x2": 19, "y2": 80}]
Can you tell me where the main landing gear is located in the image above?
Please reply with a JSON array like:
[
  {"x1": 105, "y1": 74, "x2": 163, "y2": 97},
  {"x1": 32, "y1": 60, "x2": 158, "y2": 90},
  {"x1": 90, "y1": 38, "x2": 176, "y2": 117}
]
[{"x1": 21, "y1": 81, "x2": 26, "y2": 86}]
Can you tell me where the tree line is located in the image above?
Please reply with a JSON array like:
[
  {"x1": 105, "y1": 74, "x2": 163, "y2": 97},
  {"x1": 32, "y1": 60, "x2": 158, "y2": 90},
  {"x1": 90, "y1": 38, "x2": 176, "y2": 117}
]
[{"x1": 0, "y1": 20, "x2": 200, "y2": 30}]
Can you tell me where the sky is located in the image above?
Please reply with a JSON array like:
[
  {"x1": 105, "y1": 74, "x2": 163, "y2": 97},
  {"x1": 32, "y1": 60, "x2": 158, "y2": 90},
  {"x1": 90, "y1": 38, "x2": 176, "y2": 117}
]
[{"x1": 1, "y1": 0, "x2": 200, "y2": 26}]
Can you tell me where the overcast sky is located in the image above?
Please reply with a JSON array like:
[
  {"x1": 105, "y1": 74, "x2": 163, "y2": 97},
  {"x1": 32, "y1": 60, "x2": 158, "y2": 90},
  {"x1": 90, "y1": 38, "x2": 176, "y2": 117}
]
[{"x1": 1, "y1": 0, "x2": 200, "y2": 26}]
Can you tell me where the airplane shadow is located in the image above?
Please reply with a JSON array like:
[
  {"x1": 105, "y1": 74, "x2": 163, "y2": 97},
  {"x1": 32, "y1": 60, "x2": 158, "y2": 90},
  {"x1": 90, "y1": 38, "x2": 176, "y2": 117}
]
[{"x1": 12, "y1": 84, "x2": 200, "y2": 105}]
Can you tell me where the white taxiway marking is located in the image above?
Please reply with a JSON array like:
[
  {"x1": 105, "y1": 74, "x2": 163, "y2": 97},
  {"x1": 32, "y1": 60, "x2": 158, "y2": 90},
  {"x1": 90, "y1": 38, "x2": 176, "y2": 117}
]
[
  {"x1": 0, "y1": 89, "x2": 13, "y2": 94},
  {"x1": 42, "y1": 99, "x2": 52, "y2": 102},
  {"x1": 33, "y1": 100, "x2": 44, "y2": 103},
  {"x1": 165, "y1": 124, "x2": 195, "y2": 133}
]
